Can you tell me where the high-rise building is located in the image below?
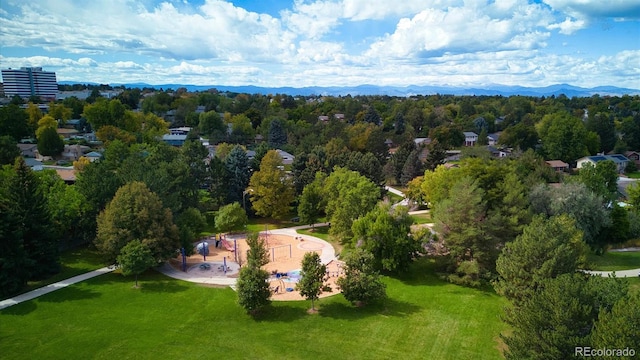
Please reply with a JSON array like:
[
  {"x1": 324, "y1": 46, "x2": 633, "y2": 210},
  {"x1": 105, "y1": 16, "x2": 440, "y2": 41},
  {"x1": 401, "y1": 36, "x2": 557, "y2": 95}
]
[{"x1": 1, "y1": 67, "x2": 58, "y2": 100}]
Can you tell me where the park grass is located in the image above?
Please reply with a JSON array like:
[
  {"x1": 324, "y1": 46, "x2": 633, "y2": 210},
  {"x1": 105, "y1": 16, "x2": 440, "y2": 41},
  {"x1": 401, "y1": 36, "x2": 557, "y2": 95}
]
[
  {"x1": 626, "y1": 277, "x2": 640, "y2": 294},
  {"x1": 386, "y1": 191, "x2": 403, "y2": 204},
  {"x1": 411, "y1": 212, "x2": 433, "y2": 224},
  {"x1": 587, "y1": 251, "x2": 640, "y2": 271},
  {"x1": 624, "y1": 171, "x2": 640, "y2": 179},
  {"x1": 10, "y1": 246, "x2": 105, "y2": 299},
  {"x1": 0, "y1": 258, "x2": 508, "y2": 360}
]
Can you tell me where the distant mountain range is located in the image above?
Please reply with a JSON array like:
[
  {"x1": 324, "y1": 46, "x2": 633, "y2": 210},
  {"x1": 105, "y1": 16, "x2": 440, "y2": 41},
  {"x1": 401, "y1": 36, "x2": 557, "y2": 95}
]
[{"x1": 59, "y1": 81, "x2": 640, "y2": 97}]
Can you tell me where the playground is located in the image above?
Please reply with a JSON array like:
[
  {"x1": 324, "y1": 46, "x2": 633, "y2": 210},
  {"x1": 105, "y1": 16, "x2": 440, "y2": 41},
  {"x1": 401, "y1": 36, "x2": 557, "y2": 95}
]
[{"x1": 166, "y1": 229, "x2": 343, "y2": 301}]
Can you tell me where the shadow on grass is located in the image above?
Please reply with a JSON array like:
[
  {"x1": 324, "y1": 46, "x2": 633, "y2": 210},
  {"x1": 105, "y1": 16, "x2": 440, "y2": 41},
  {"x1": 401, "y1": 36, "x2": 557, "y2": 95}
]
[
  {"x1": 250, "y1": 303, "x2": 309, "y2": 322},
  {"x1": 319, "y1": 297, "x2": 421, "y2": 320},
  {"x1": 139, "y1": 279, "x2": 190, "y2": 293},
  {"x1": 0, "y1": 301, "x2": 38, "y2": 316},
  {"x1": 36, "y1": 285, "x2": 102, "y2": 304}
]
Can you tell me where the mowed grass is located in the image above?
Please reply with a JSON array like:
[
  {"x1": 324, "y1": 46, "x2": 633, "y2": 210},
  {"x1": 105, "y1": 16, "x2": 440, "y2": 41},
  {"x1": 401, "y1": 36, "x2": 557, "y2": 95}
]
[
  {"x1": 411, "y1": 212, "x2": 433, "y2": 224},
  {"x1": 0, "y1": 258, "x2": 507, "y2": 360},
  {"x1": 7, "y1": 246, "x2": 106, "y2": 299},
  {"x1": 587, "y1": 251, "x2": 640, "y2": 271}
]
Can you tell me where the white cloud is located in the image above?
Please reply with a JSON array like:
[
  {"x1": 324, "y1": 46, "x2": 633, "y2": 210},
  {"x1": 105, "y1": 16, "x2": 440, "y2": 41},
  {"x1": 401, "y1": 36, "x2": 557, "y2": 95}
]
[
  {"x1": 365, "y1": 1, "x2": 554, "y2": 59},
  {"x1": 543, "y1": 0, "x2": 640, "y2": 20}
]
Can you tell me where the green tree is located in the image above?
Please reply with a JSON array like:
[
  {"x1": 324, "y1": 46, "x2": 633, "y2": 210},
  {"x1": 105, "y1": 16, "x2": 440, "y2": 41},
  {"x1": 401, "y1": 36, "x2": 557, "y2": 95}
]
[
  {"x1": 248, "y1": 150, "x2": 295, "y2": 219},
  {"x1": 628, "y1": 182, "x2": 640, "y2": 211},
  {"x1": 236, "y1": 266, "x2": 272, "y2": 314},
  {"x1": 400, "y1": 148, "x2": 422, "y2": 186},
  {"x1": 0, "y1": 174, "x2": 31, "y2": 297},
  {"x1": 502, "y1": 273, "x2": 628, "y2": 360},
  {"x1": 433, "y1": 177, "x2": 497, "y2": 285},
  {"x1": 494, "y1": 215, "x2": 588, "y2": 305},
  {"x1": 83, "y1": 98, "x2": 127, "y2": 131},
  {"x1": 199, "y1": 111, "x2": 226, "y2": 142},
  {"x1": 214, "y1": 202, "x2": 248, "y2": 233},
  {"x1": 175, "y1": 207, "x2": 207, "y2": 254},
  {"x1": 0, "y1": 104, "x2": 30, "y2": 141},
  {"x1": 268, "y1": 119, "x2": 287, "y2": 149},
  {"x1": 237, "y1": 232, "x2": 271, "y2": 314},
  {"x1": 419, "y1": 164, "x2": 461, "y2": 207},
  {"x1": 36, "y1": 126, "x2": 64, "y2": 157},
  {"x1": 576, "y1": 160, "x2": 619, "y2": 203},
  {"x1": 323, "y1": 167, "x2": 380, "y2": 241},
  {"x1": 296, "y1": 252, "x2": 327, "y2": 311},
  {"x1": 423, "y1": 140, "x2": 447, "y2": 171},
  {"x1": 590, "y1": 292, "x2": 640, "y2": 357},
  {"x1": 0, "y1": 135, "x2": 20, "y2": 165},
  {"x1": 352, "y1": 203, "x2": 418, "y2": 272},
  {"x1": 531, "y1": 182, "x2": 610, "y2": 249},
  {"x1": 47, "y1": 102, "x2": 72, "y2": 124},
  {"x1": 7, "y1": 157, "x2": 59, "y2": 279},
  {"x1": 96, "y1": 181, "x2": 180, "y2": 264},
  {"x1": 537, "y1": 112, "x2": 595, "y2": 163},
  {"x1": 298, "y1": 172, "x2": 326, "y2": 227},
  {"x1": 116, "y1": 240, "x2": 157, "y2": 287},
  {"x1": 245, "y1": 232, "x2": 269, "y2": 267},
  {"x1": 586, "y1": 113, "x2": 616, "y2": 153},
  {"x1": 337, "y1": 248, "x2": 386, "y2": 306},
  {"x1": 363, "y1": 106, "x2": 381, "y2": 125},
  {"x1": 224, "y1": 145, "x2": 251, "y2": 203},
  {"x1": 498, "y1": 122, "x2": 538, "y2": 151}
]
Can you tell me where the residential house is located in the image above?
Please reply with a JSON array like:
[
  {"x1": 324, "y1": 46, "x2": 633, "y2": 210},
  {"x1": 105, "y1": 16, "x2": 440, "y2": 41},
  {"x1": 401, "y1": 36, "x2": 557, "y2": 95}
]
[
  {"x1": 24, "y1": 158, "x2": 43, "y2": 171},
  {"x1": 576, "y1": 154, "x2": 630, "y2": 173},
  {"x1": 334, "y1": 113, "x2": 345, "y2": 121},
  {"x1": 62, "y1": 144, "x2": 90, "y2": 161},
  {"x1": 254, "y1": 134, "x2": 264, "y2": 143},
  {"x1": 624, "y1": 151, "x2": 640, "y2": 167},
  {"x1": 463, "y1": 132, "x2": 478, "y2": 147},
  {"x1": 414, "y1": 138, "x2": 431, "y2": 147},
  {"x1": 384, "y1": 139, "x2": 394, "y2": 147},
  {"x1": 161, "y1": 134, "x2": 188, "y2": 147},
  {"x1": 84, "y1": 151, "x2": 103, "y2": 162},
  {"x1": 169, "y1": 127, "x2": 191, "y2": 136},
  {"x1": 56, "y1": 128, "x2": 79, "y2": 139},
  {"x1": 546, "y1": 160, "x2": 570, "y2": 172},
  {"x1": 487, "y1": 133, "x2": 500, "y2": 146},
  {"x1": 318, "y1": 115, "x2": 329, "y2": 122},
  {"x1": 276, "y1": 149, "x2": 295, "y2": 165},
  {"x1": 17, "y1": 143, "x2": 38, "y2": 158}
]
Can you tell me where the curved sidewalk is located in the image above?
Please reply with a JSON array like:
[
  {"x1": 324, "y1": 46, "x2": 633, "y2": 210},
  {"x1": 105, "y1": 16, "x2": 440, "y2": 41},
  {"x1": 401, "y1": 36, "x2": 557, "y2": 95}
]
[{"x1": 0, "y1": 266, "x2": 115, "y2": 311}]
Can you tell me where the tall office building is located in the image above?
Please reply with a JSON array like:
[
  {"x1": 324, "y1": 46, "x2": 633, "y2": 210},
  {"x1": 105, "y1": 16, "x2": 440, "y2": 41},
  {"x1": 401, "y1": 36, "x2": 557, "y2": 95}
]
[{"x1": 1, "y1": 67, "x2": 58, "y2": 100}]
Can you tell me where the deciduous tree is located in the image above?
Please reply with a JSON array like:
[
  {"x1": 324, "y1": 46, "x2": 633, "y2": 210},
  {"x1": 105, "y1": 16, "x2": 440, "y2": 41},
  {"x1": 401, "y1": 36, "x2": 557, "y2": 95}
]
[
  {"x1": 248, "y1": 150, "x2": 295, "y2": 219},
  {"x1": 296, "y1": 252, "x2": 327, "y2": 311},
  {"x1": 352, "y1": 203, "x2": 418, "y2": 272},
  {"x1": 214, "y1": 202, "x2": 248, "y2": 233},
  {"x1": 96, "y1": 181, "x2": 180, "y2": 264},
  {"x1": 323, "y1": 168, "x2": 380, "y2": 241},
  {"x1": 337, "y1": 248, "x2": 386, "y2": 306},
  {"x1": 117, "y1": 240, "x2": 157, "y2": 287}
]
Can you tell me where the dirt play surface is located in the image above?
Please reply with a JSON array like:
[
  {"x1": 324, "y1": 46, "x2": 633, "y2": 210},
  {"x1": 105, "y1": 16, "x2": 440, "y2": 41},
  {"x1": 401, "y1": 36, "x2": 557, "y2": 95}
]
[{"x1": 167, "y1": 229, "x2": 343, "y2": 301}]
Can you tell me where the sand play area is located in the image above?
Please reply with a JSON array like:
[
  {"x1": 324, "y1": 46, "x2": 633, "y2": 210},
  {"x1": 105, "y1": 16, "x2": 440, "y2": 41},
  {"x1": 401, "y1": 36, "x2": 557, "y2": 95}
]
[{"x1": 164, "y1": 229, "x2": 344, "y2": 301}]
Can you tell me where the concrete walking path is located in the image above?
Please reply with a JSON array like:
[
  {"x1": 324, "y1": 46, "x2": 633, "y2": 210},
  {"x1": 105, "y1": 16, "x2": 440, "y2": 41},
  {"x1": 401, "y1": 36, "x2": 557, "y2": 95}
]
[
  {"x1": 585, "y1": 268, "x2": 640, "y2": 278},
  {"x1": 0, "y1": 266, "x2": 115, "y2": 311}
]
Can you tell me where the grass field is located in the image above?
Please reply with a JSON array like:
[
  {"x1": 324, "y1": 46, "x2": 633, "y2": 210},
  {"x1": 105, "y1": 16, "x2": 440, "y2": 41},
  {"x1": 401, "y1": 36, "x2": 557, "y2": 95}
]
[
  {"x1": 0, "y1": 258, "x2": 507, "y2": 360},
  {"x1": 7, "y1": 246, "x2": 105, "y2": 300},
  {"x1": 587, "y1": 251, "x2": 640, "y2": 271},
  {"x1": 297, "y1": 226, "x2": 345, "y2": 254},
  {"x1": 411, "y1": 212, "x2": 433, "y2": 224}
]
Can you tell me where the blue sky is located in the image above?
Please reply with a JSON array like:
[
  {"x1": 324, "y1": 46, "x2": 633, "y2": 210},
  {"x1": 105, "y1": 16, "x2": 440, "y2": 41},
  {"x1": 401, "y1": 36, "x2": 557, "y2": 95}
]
[{"x1": 1, "y1": 0, "x2": 639, "y2": 89}]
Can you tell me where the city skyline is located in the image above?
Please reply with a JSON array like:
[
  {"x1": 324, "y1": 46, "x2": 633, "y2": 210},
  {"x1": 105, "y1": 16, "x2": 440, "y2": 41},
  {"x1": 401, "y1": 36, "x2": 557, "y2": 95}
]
[{"x1": 1, "y1": 0, "x2": 639, "y2": 89}]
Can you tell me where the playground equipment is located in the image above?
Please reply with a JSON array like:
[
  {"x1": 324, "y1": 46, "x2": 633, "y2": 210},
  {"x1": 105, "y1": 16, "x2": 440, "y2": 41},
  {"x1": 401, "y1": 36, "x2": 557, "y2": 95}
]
[
  {"x1": 269, "y1": 244, "x2": 292, "y2": 262},
  {"x1": 270, "y1": 279, "x2": 285, "y2": 294}
]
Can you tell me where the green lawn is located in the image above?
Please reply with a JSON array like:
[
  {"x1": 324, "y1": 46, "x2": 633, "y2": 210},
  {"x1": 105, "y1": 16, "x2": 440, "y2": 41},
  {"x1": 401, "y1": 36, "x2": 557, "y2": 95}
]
[
  {"x1": 587, "y1": 251, "x2": 640, "y2": 271},
  {"x1": 0, "y1": 258, "x2": 507, "y2": 360},
  {"x1": 624, "y1": 172, "x2": 640, "y2": 179},
  {"x1": 9, "y1": 246, "x2": 105, "y2": 299},
  {"x1": 411, "y1": 212, "x2": 433, "y2": 224}
]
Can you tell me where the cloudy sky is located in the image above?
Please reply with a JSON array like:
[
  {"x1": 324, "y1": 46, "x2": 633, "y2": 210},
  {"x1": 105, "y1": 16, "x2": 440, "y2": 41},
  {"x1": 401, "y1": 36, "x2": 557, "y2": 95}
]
[{"x1": 1, "y1": 0, "x2": 639, "y2": 89}]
